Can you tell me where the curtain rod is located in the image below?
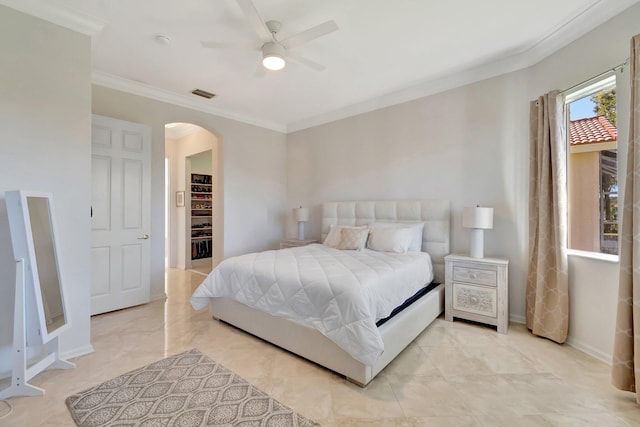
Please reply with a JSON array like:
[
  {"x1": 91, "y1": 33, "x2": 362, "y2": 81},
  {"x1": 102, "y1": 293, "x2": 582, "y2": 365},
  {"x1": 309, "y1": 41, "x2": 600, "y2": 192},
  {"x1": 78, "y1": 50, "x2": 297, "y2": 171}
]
[{"x1": 559, "y1": 58, "x2": 630, "y2": 96}]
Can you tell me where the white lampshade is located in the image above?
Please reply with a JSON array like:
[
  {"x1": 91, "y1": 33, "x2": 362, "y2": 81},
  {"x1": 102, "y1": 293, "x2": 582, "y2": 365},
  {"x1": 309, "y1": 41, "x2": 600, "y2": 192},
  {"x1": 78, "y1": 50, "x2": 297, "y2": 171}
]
[
  {"x1": 462, "y1": 206, "x2": 494, "y2": 230},
  {"x1": 462, "y1": 206, "x2": 493, "y2": 258},
  {"x1": 293, "y1": 207, "x2": 309, "y2": 222}
]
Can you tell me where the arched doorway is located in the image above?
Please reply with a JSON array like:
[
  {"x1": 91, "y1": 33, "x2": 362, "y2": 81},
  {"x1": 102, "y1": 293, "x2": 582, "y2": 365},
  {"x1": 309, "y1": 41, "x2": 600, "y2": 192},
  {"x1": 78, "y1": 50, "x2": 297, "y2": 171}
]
[{"x1": 164, "y1": 123, "x2": 222, "y2": 276}]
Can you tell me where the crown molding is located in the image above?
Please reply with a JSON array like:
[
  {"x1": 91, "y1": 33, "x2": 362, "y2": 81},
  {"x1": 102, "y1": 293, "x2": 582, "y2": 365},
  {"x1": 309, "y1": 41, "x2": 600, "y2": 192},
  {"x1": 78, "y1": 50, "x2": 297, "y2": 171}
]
[
  {"x1": 92, "y1": 71, "x2": 287, "y2": 133},
  {"x1": 286, "y1": 55, "x2": 529, "y2": 132},
  {"x1": 517, "y1": 0, "x2": 639, "y2": 65},
  {"x1": 21, "y1": 0, "x2": 634, "y2": 134},
  {"x1": 7, "y1": 1, "x2": 285, "y2": 132},
  {"x1": 287, "y1": 0, "x2": 640, "y2": 132},
  {"x1": 0, "y1": 0, "x2": 104, "y2": 36}
]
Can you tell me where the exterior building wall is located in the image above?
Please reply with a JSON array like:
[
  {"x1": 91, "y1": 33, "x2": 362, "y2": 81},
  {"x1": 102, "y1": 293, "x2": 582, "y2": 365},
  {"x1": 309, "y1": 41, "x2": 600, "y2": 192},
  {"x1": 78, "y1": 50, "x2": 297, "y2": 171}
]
[{"x1": 569, "y1": 151, "x2": 600, "y2": 252}]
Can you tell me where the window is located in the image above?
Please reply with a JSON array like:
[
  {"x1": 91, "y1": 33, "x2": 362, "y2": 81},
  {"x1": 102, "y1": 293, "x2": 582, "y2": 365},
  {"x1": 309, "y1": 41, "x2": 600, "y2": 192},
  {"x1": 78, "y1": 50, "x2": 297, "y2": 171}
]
[{"x1": 566, "y1": 75, "x2": 618, "y2": 255}]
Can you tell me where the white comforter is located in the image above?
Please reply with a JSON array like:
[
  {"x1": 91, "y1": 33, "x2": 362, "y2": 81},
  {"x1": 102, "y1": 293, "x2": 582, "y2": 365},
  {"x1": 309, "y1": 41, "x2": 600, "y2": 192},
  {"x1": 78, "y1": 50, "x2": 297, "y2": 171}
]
[{"x1": 190, "y1": 244, "x2": 433, "y2": 366}]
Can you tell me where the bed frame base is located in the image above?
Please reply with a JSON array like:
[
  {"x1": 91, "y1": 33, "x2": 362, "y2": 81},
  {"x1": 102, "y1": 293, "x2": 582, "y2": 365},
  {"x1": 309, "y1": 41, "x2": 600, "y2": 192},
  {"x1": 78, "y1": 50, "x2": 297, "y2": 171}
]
[{"x1": 208, "y1": 283, "x2": 444, "y2": 386}]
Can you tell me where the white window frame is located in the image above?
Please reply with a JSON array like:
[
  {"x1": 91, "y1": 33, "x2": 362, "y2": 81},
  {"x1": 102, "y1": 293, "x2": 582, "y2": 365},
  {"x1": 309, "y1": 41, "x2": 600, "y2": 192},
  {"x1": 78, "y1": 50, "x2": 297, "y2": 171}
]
[{"x1": 564, "y1": 72, "x2": 619, "y2": 262}]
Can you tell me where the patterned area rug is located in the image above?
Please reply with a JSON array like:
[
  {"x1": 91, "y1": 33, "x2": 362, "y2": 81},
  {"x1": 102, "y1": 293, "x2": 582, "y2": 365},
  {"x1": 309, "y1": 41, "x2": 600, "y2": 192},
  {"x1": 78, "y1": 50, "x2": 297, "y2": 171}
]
[{"x1": 66, "y1": 348, "x2": 319, "y2": 427}]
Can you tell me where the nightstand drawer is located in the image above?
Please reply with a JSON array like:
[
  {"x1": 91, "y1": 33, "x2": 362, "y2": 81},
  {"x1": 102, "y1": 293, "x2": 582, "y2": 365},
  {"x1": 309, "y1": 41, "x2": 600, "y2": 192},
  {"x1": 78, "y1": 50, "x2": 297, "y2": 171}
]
[
  {"x1": 453, "y1": 283, "x2": 497, "y2": 317},
  {"x1": 452, "y1": 266, "x2": 497, "y2": 286}
]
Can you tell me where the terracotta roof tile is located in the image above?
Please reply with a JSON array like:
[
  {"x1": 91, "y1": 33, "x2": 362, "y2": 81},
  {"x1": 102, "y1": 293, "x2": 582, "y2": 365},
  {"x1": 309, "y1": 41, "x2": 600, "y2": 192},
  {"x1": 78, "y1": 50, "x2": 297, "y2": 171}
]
[{"x1": 569, "y1": 115, "x2": 617, "y2": 145}]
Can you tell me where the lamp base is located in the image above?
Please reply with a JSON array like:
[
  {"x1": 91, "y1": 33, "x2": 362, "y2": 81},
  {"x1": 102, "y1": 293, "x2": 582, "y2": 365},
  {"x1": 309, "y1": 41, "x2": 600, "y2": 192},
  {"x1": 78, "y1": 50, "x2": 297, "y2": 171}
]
[
  {"x1": 469, "y1": 229, "x2": 484, "y2": 258},
  {"x1": 297, "y1": 221, "x2": 305, "y2": 241}
]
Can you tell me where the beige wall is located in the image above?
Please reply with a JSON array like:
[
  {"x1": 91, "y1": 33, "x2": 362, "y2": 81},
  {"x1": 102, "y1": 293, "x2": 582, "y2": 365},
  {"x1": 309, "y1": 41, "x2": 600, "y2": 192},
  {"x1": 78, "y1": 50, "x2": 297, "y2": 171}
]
[
  {"x1": 190, "y1": 149, "x2": 213, "y2": 174},
  {"x1": 288, "y1": 66, "x2": 531, "y2": 323},
  {"x1": 0, "y1": 4, "x2": 287, "y2": 372},
  {"x1": 1, "y1": 0, "x2": 638, "y2": 373},
  {"x1": 93, "y1": 86, "x2": 288, "y2": 303},
  {"x1": 568, "y1": 151, "x2": 600, "y2": 252},
  {"x1": 287, "y1": 3, "x2": 640, "y2": 362},
  {"x1": 0, "y1": 6, "x2": 92, "y2": 375},
  {"x1": 528, "y1": 5, "x2": 634, "y2": 361},
  {"x1": 166, "y1": 128, "x2": 218, "y2": 270},
  {"x1": 0, "y1": 0, "x2": 287, "y2": 368}
]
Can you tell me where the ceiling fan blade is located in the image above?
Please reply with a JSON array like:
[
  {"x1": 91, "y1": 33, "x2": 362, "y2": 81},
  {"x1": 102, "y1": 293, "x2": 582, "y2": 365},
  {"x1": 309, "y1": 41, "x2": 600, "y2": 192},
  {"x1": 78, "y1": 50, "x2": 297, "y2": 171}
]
[
  {"x1": 236, "y1": 0, "x2": 273, "y2": 42},
  {"x1": 287, "y1": 53, "x2": 325, "y2": 71},
  {"x1": 254, "y1": 68, "x2": 267, "y2": 78},
  {"x1": 281, "y1": 20, "x2": 338, "y2": 49},
  {"x1": 253, "y1": 58, "x2": 267, "y2": 78}
]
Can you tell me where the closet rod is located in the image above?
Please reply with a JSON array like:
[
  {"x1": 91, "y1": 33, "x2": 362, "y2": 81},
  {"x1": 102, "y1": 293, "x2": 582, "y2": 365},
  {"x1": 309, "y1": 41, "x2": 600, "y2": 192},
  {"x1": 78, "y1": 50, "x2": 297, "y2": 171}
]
[{"x1": 559, "y1": 57, "x2": 630, "y2": 96}]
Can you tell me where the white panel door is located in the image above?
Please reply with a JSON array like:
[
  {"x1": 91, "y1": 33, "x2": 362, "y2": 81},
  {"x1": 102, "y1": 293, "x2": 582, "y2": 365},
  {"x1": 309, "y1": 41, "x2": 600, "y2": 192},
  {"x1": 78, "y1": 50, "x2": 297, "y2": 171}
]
[{"x1": 91, "y1": 115, "x2": 151, "y2": 315}]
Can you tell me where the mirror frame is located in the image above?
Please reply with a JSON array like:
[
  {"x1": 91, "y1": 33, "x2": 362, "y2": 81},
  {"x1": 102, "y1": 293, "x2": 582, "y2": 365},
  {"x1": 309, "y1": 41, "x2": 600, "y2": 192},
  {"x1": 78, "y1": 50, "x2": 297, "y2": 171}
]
[{"x1": 6, "y1": 190, "x2": 70, "y2": 344}]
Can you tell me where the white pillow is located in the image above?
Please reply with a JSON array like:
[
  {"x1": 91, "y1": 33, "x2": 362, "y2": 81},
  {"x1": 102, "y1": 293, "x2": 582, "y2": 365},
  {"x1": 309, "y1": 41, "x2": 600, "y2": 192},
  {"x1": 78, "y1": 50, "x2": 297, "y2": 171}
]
[
  {"x1": 336, "y1": 227, "x2": 369, "y2": 250},
  {"x1": 367, "y1": 227, "x2": 412, "y2": 254},
  {"x1": 323, "y1": 224, "x2": 368, "y2": 248},
  {"x1": 368, "y1": 222, "x2": 425, "y2": 252}
]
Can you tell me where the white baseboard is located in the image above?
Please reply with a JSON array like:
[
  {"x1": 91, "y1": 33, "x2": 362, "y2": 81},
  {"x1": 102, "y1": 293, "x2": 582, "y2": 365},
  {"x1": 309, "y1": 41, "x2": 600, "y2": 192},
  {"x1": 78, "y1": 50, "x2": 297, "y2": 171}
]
[
  {"x1": 61, "y1": 344, "x2": 94, "y2": 361},
  {"x1": 150, "y1": 292, "x2": 167, "y2": 302},
  {"x1": 510, "y1": 314, "x2": 526, "y2": 324},
  {"x1": 188, "y1": 269, "x2": 209, "y2": 277},
  {"x1": 565, "y1": 336, "x2": 612, "y2": 365},
  {"x1": 509, "y1": 314, "x2": 612, "y2": 365}
]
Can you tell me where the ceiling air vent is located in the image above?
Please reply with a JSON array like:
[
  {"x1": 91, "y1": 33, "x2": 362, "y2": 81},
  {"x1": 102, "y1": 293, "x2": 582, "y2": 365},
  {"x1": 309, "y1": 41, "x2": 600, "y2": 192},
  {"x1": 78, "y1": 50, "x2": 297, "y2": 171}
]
[{"x1": 191, "y1": 89, "x2": 216, "y2": 99}]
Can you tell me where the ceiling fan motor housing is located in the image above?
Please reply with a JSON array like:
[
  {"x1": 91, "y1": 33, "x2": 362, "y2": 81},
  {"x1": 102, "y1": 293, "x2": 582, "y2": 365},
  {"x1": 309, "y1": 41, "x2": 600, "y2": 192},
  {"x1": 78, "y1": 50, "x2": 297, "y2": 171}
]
[{"x1": 265, "y1": 20, "x2": 282, "y2": 35}]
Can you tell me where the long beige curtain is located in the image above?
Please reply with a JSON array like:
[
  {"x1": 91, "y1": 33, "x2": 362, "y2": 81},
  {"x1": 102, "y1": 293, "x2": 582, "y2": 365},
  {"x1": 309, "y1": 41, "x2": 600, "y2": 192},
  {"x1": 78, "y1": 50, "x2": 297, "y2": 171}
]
[
  {"x1": 526, "y1": 91, "x2": 569, "y2": 344},
  {"x1": 612, "y1": 34, "x2": 640, "y2": 402}
]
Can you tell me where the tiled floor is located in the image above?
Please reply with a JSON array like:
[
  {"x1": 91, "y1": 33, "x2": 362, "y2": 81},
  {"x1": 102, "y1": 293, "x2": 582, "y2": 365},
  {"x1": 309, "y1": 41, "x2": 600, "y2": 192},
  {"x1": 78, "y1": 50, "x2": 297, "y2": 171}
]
[{"x1": 2, "y1": 268, "x2": 639, "y2": 426}]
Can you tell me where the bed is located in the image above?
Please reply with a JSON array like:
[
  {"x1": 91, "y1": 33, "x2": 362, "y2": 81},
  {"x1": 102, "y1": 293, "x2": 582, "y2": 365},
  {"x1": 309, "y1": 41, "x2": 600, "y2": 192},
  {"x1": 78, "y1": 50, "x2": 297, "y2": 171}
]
[{"x1": 190, "y1": 200, "x2": 450, "y2": 385}]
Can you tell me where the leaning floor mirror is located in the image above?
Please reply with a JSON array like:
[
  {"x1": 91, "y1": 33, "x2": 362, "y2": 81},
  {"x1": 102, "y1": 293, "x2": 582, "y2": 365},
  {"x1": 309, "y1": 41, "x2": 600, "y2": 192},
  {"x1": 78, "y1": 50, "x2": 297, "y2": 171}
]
[{"x1": 0, "y1": 190, "x2": 75, "y2": 399}]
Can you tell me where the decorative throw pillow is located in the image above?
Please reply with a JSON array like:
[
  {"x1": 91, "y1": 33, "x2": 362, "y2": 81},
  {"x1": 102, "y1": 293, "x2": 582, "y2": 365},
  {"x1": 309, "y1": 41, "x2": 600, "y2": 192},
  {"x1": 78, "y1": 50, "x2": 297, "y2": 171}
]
[
  {"x1": 367, "y1": 226, "x2": 413, "y2": 254},
  {"x1": 323, "y1": 225, "x2": 367, "y2": 248},
  {"x1": 336, "y1": 227, "x2": 369, "y2": 250},
  {"x1": 368, "y1": 222, "x2": 425, "y2": 252}
]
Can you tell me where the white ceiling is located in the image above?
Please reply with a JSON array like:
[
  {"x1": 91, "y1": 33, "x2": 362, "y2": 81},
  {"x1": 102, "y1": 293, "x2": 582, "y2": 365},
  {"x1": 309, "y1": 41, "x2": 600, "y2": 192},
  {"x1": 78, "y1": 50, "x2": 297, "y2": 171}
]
[{"x1": 14, "y1": 0, "x2": 640, "y2": 132}]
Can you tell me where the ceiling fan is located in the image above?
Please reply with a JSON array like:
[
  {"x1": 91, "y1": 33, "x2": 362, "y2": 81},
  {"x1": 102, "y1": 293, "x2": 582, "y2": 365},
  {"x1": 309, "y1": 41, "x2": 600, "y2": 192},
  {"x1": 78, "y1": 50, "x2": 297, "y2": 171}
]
[{"x1": 201, "y1": 0, "x2": 338, "y2": 72}]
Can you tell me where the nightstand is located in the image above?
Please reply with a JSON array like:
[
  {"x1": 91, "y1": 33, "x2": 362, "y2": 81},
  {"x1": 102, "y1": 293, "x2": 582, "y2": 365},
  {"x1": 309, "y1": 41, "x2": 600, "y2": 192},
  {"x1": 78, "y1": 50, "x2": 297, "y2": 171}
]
[
  {"x1": 279, "y1": 238, "x2": 319, "y2": 249},
  {"x1": 444, "y1": 254, "x2": 509, "y2": 334}
]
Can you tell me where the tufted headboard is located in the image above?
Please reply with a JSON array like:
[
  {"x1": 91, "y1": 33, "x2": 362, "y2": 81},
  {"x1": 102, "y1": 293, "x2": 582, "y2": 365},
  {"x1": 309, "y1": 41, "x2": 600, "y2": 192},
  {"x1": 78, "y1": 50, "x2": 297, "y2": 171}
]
[{"x1": 321, "y1": 200, "x2": 450, "y2": 284}]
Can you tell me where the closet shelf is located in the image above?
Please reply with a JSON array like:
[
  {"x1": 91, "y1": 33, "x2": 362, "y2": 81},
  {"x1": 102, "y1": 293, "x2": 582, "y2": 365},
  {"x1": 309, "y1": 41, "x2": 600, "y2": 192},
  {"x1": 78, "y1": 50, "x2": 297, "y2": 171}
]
[{"x1": 191, "y1": 173, "x2": 213, "y2": 260}]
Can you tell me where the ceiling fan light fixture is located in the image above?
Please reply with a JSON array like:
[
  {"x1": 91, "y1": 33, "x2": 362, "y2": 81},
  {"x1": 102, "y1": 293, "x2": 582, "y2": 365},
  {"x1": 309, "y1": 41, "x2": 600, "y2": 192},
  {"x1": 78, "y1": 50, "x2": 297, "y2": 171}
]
[
  {"x1": 263, "y1": 54, "x2": 285, "y2": 71},
  {"x1": 262, "y1": 42, "x2": 286, "y2": 70}
]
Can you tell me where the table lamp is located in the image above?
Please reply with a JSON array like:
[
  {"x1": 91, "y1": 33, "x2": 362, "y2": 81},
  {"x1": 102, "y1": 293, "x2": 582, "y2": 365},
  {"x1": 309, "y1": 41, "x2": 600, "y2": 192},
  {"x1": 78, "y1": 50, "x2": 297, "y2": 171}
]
[
  {"x1": 294, "y1": 206, "x2": 309, "y2": 240},
  {"x1": 462, "y1": 205, "x2": 494, "y2": 258}
]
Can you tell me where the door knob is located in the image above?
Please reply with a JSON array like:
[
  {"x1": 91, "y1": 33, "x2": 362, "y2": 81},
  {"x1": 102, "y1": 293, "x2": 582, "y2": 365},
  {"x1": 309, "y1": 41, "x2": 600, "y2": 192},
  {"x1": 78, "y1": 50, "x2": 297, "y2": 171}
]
[{"x1": 138, "y1": 234, "x2": 150, "y2": 240}]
